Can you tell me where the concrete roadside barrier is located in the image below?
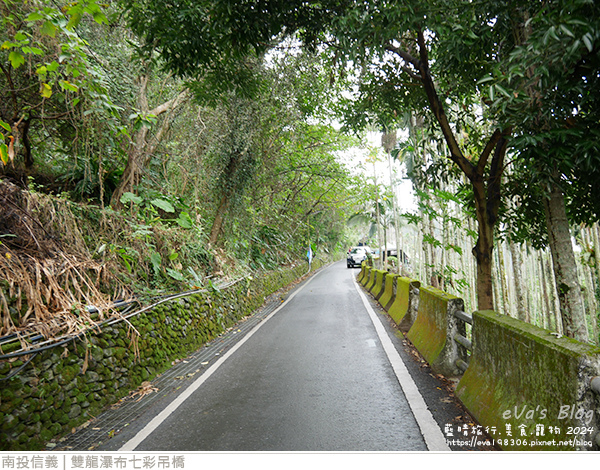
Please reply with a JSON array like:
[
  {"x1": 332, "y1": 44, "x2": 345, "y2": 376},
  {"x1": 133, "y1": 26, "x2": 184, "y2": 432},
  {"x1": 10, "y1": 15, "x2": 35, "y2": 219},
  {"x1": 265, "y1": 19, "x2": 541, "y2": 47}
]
[
  {"x1": 406, "y1": 286, "x2": 464, "y2": 376},
  {"x1": 455, "y1": 310, "x2": 600, "y2": 451}
]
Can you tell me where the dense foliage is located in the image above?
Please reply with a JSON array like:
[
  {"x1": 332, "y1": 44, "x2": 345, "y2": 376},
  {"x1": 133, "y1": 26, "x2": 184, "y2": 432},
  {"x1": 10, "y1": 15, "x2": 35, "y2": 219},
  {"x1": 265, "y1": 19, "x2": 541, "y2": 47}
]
[
  {"x1": 0, "y1": 0, "x2": 359, "y2": 271},
  {"x1": 2, "y1": 0, "x2": 599, "y2": 342}
]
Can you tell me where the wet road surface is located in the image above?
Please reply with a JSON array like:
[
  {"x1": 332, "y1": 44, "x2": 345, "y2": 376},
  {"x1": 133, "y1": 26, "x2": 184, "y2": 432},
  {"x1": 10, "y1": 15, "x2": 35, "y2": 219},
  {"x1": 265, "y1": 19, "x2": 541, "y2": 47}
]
[{"x1": 90, "y1": 261, "x2": 449, "y2": 452}]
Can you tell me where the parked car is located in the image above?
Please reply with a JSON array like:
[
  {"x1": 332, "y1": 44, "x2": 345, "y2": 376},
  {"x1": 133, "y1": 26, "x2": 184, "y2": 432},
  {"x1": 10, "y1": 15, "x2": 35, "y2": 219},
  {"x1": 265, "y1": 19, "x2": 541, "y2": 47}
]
[{"x1": 347, "y1": 246, "x2": 369, "y2": 268}]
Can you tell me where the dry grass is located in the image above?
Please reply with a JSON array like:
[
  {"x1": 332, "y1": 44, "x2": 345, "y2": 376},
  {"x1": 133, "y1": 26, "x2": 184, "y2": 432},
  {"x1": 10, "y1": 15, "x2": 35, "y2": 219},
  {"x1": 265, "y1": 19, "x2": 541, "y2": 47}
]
[{"x1": 0, "y1": 179, "x2": 132, "y2": 341}]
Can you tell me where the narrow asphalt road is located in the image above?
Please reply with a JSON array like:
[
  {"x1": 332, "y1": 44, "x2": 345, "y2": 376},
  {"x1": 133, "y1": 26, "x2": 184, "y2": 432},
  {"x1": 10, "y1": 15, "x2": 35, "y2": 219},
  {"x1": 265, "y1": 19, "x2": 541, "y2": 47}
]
[{"x1": 92, "y1": 261, "x2": 451, "y2": 452}]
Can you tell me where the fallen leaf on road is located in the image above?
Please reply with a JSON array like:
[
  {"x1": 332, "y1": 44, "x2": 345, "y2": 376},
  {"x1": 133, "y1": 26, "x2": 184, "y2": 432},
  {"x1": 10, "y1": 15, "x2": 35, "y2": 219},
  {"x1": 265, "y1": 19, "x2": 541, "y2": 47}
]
[{"x1": 129, "y1": 381, "x2": 158, "y2": 401}]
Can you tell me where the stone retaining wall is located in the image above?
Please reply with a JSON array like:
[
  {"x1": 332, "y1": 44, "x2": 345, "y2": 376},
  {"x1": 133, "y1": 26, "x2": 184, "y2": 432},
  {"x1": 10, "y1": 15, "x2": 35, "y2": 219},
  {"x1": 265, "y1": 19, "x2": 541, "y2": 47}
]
[{"x1": 0, "y1": 259, "x2": 327, "y2": 451}]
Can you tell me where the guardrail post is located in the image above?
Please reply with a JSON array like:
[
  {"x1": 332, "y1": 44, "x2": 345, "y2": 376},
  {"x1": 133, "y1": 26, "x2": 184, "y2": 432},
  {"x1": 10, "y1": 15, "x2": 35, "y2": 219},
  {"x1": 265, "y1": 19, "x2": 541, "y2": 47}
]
[
  {"x1": 387, "y1": 277, "x2": 420, "y2": 332},
  {"x1": 406, "y1": 286, "x2": 465, "y2": 377}
]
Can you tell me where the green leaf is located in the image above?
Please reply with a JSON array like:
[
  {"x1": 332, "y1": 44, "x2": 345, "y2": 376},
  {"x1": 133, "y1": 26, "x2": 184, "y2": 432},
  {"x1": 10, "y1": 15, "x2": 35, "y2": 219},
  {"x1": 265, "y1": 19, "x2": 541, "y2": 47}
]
[
  {"x1": 40, "y1": 83, "x2": 52, "y2": 98},
  {"x1": 67, "y1": 11, "x2": 83, "y2": 30},
  {"x1": 168, "y1": 252, "x2": 179, "y2": 261},
  {"x1": 121, "y1": 258, "x2": 132, "y2": 273},
  {"x1": 40, "y1": 20, "x2": 57, "y2": 37},
  {"x1": 477, "y1": 75, "x2": 494, "y2": 85},
  {"x1": 150, "y1": 199, "x2": 175, "y2": 213},
  {"x1": 8, "y1": 51, "x2": 25, "y2": 68},
  {"x1": 85, "y1": 3, "x2": 108, "y2": 25},
  {"x1": 59, "y1": 80, "x2": 79, "y2": 92},
  {"x1": 495, "y1": 84, "x2": 511, "y2": 99},
  {"x1": 0, "y1": 121, "x2": 10, "y2": 132},
  {"x1": 175, "y1": 211, "x2": 193, "y2": 228},
  {"x1": 166, "y1": 268, "x2": 184, "y2": 281},
  {"x1": 26, "y1": 12, "x2": 45, "y2": 22},
  {"x1": 582, "y1": 33, "x2": 594, "y2": 52},
  {"x1": 150, "y1": 251, "x2": 161, "y2": 266},
  {"x1": 0, "y1": 144, "x2": 8, "y2": 165},
  {"x1": 120, "y1": 192, "x2": 143, "y2": 205},
  {"x1": 559, "y1": 24, "x2": 574, "y2": 38}
]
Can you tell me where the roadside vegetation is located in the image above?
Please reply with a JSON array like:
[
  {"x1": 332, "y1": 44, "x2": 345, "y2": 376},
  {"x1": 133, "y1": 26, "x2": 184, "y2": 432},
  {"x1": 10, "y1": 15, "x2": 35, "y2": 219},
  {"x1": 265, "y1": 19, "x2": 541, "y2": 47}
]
[
  {"x1": 0, "y1": 1, "x2": 363, "y2": 345},
  {"x1": 2, "y1": 0, "x2": 599, "y2": 347}
]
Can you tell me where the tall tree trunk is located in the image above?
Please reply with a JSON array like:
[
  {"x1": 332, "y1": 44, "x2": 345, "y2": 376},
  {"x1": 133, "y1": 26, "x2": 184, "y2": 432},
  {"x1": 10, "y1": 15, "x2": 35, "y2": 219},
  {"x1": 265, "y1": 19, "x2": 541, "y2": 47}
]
[
  {"x1": 497, "y1": 241, "x2": 510, "y2": 316},
  {"x1": 111, "y1": 73, "x2": 189, "y2": 207},
  {"x1": 510, "y1": 241, "x2": 528, "y2": 322},
  {"x1": 539, "y1": 250, "x2": 552, "y2": 330},
  {"x1": 374, "y1": 162, "x2": 383, "y2": 270},
  {"x1": 593, "y1": 223, "x2": 600, "y2": 283},
  {"x1": 420, "y1": 216, "x2": 430, "y2": 284},
  {"x1": 428, "y1": 214, "x2": 438, "y2": 288},
  {"x1": 391, "y1": 30, "x2": 510, "y2": 311},
  {"x1": 543, "y1": 177, "x2": 589, "y2": 342},
  {"x1": 582, "y1": 227, "x2": 598, "y2": 342},
  {"x1": 384, "y1": 138, "x2": 402, "y2": 274},
  {"x1": 471, "y1": 175, "x2": 498, "y2": 311},
  {"x1": 209, "y1": 193, "x2": 231, "y2": 246},
  {"x1": 546, "y1": 250, "x2": 564, "y2": 334}
]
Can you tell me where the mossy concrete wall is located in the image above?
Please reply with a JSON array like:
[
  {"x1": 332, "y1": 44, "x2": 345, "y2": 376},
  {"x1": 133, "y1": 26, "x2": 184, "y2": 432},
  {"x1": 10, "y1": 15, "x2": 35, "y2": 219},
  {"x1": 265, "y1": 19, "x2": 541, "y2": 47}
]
[
  {"x1": 369, "y1": 270, "x2": 387, "y2": 300},
  {"x1": 357, "y1": 270, "x2": 419, "y2": 332},
  {"x1": 456, "y1": 310, "x2": 600, "y2": 451},
  {"x1": 378, "y1": 273, "x2": 398, "y2": 311},
  {"x1": 387, "y1": 277, "x2": 420, "y2": 332},
  {"x1": 0, "y1": 258, "x2": 328, "y2": 451},
  {"x1": 406, "y1": 286, "x2": 464, "y2": 377},
  {"x1": 359, "y1": 265, "x2": 371, "y2": 287},
  {"x1": 356, "y1": 269, "x2": 600, "y2": 451},
  {"x1": 364, "y1": 267, "x2": 376, "y2": 291},
  {"x1": 357, "y1": 263, "x2": 368, "y2": 284}
]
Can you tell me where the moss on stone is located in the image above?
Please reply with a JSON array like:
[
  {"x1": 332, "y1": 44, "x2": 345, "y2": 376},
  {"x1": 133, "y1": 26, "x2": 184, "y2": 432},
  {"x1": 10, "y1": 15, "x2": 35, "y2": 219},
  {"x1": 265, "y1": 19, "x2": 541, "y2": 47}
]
[
  {"x1": 456, "y1": 310, "x2": 600, "y2": 451},
  {"x1": 0, "y1": 258, "x2": 333, "y2": 451},
  {"x1": 369, "y1": 270, "x2": 386, "y2": 299}
]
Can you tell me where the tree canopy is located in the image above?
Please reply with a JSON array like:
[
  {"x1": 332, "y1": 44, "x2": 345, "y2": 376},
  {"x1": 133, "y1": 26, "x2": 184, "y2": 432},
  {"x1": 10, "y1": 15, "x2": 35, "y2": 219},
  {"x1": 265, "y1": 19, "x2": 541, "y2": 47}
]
[{"x1": 2, "y1": 0, "x2": 599, "y2": 342}]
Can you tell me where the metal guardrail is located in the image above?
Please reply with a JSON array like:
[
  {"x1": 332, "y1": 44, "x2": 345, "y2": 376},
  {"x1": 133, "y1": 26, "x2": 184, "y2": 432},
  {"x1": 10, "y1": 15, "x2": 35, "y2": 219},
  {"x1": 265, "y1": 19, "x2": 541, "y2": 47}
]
[{"x1": 453, "y1": 310, "x2": 473, "y2": 373}]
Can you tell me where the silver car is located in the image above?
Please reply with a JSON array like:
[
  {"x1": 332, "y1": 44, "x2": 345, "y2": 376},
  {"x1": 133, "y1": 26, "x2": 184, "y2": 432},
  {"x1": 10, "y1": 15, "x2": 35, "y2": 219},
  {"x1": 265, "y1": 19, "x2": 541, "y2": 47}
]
[{"x1": 347, "y1": 247, "x2": 369, "y2": 268}]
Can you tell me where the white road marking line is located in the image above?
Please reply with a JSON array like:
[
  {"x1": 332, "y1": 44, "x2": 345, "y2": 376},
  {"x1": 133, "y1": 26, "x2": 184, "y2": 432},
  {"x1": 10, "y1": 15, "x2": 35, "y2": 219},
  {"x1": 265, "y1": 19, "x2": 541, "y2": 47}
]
[
  {"x1": 119, "y1": 267, "x2": 326, "y2": 451},
  {"x1": 352, "y1": 272, "x2": 451, "y2": 452}
]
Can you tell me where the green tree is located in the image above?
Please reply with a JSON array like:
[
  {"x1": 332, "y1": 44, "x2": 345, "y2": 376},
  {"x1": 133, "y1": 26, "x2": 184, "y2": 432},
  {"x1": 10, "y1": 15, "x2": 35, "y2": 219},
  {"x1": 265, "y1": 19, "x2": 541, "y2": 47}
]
[
  {"x1": 483, "y1": 0, "x2": 600, "y2": 341},
  {"x1": 116, "y1": 0, "x2": 512, "y2": 309},
  {"x1": 0, "y1": 0, "x2": 113, "y2": 168},
  {"x1": 108, "y1": 0, "x2": 600, "y2": 327}
]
